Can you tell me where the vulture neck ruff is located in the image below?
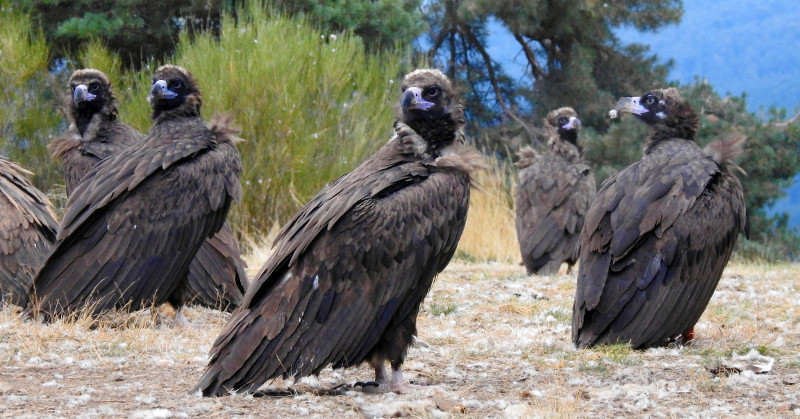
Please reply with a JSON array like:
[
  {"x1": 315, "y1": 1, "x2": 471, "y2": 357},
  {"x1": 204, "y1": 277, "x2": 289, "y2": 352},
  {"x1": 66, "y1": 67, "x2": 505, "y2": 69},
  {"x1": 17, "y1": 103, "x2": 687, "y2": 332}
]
[
  {"x1": 73, "y1": 100, "x2": 118, "y2": 138},
  {"x1": 548, "y1": 135, "x2": 582, "y2": 163},
  {"x1": 151, "y1": 100, "x2": 201, "y2": 124}
]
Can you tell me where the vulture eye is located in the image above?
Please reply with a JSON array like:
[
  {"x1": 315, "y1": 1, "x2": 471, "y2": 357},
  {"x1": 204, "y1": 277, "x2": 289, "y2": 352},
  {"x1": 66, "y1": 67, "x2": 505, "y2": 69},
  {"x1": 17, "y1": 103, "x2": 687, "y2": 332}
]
[
  {"x1": 644, "y1": 95, "x2": 656, "y2": 106},
  {"x1": 88, "y1": 83, "x2": 99, "y2": 92},
  {"x1": 170, "y1": 79, "x2": 183, "y2": 90},
  {"x1": 558, "y1": 117, "x2": 568, "y2": 125},
  {"x1": 425, "y1": 87, "x2": 440, "y2": 98}
]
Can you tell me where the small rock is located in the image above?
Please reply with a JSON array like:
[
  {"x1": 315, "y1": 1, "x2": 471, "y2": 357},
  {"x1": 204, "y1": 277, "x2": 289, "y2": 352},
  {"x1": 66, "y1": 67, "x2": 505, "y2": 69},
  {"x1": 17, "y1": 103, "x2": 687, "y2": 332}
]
[{"x1": 0, "y1": 381, "x2": 12, "y2": 395}]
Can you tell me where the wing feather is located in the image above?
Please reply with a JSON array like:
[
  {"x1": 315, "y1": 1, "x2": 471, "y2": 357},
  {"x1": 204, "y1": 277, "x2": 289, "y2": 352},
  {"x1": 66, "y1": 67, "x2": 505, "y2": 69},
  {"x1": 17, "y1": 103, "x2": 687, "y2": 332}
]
[
  {"x1": 573, "y1": 140, "x2": 746, "y2": 348},
  {"x1": 195, "y1": 134, "x2": 473, "y2": 395}
]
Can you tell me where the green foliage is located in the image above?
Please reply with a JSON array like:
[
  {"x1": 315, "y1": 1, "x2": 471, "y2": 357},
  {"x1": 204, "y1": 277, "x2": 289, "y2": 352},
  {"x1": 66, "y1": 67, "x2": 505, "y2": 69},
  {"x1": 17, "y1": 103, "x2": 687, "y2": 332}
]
[
  {"x1": 53, "y1": 5, "x2": 412, "y2": 235},
  {"x1": 424, "y1": 0, "x2": 679, "y2": 140},
  {"x1": 268, "y1": 0, "x2": 424, "y2": 51},
  {"x1": 21, "y1": 0, "x2": 223, "y2": 68},
  {"x1": 0, "y1": 2, "x2": 64, "y2": 196},
  {"x1": 174, "y1": 5, "x2": 411, "y2": 232}
]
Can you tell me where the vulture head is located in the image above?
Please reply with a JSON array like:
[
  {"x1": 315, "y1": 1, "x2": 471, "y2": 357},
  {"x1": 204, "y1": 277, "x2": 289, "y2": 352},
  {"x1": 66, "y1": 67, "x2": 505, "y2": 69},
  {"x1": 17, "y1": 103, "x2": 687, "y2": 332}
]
[
  {"x1": 399, "y1": 69, "x2": 460, "y2": 125},
  {"x1": 545, "y1": 107, "x2": 581, "y2": 148},
  {"x1": 67, "y1": 69, "x2": 118, "y2": 132},
  {"x1": 148, "y1": 65, "x2": 202, "y2": 118},
  {"x1": 611, "y1": 87, "x2": 698, "y2": 141}
]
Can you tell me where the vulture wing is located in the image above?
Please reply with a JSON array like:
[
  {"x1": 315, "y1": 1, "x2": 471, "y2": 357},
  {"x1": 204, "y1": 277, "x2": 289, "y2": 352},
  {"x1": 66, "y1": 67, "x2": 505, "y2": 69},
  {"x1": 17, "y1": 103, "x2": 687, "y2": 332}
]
[
  {"x1": 573, "y1": 141, "x2": 746, "y2": 348},
  {"x1": 516, "y1": 156, "x2": 595, "y2": 274},
  {"x1": 30, "y1": 118, "x2": 242, "y2": 317},
  {"x1": 49, "y1": 121, "x2": 145, "y2": 195},
  {"x1": 0, "y1": 159, "x2": 58, "y2": 306},
  {"x1": 172, "y1": 221, "x2": 248, "y2": 311},
  {"x1": 194, "y1": 133, "x2": 475, "y2": 395}
]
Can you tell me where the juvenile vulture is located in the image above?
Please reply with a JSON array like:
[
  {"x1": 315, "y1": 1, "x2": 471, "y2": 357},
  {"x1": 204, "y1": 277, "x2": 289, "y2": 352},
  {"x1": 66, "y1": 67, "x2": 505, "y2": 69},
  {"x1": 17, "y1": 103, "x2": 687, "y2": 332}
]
[
  {"x1": 515, "y1": 107, "x2": 596, "y2": 275},
  {"x1": 0, "y1": 158, "x2": 58, "y2": 306},
  {"x1": 48, "y1": 68, "x2": 247, "y2": 318},
  {"x1": 572, "y1": 88, "x2": 747, "y2": 349},
  {"x1": 27, "y1": 65, "x2": 243, "y2": 320},
  {"x1": 194, "y1": 69, "x2": 483, "y2": 396}
]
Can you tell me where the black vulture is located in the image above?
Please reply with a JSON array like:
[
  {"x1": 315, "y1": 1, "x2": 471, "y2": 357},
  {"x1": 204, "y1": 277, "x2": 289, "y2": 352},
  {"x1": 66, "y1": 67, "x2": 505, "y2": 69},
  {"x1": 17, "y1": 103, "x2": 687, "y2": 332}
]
[
  {"x1": 27, "y1": 65, "x2": 243, "y2": 320},
  {"x1": 193, "y1": 69, "x2": 484, "y2": 396},
  {"x1": 572, "y1": 87, "x2": 747, "y2": 349},
  {"x1": 49, "y1": 69, "x2": 145, "y2": 195},
  {"x1": 0, "y1": 158, "x2": 58, "y2": 306},
  {"x1": 515, "y1": 107, "x2": 596, "y2": 275},
  {"x1": 49, "y1": 68, "x2": 247, "y2": 320}
]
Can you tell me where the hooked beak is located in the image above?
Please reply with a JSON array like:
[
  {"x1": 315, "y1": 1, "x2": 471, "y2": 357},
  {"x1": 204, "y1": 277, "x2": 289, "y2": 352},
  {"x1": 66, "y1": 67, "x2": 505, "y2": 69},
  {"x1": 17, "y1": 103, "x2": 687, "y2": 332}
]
[
  {"x1": 609, "y1": 96, "x2": 647, "y2": 119},
  {"x1": 148, "y1": 80, "x2": 178, "y2": 103},
  {"x1": 401, "y1": 87, "x2": 435, "y2": 111},
  {"x1": 73, "y1": 84, "x2": 96, "y2": 105},
  {"x1": 562, "y1": 116, "x2": 581, "y2": 130}
]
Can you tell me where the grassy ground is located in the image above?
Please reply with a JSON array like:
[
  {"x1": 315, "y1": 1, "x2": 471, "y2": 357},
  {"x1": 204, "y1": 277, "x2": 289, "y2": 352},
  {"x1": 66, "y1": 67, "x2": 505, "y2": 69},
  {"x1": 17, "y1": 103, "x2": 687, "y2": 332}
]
[{"x1": 1, "y1": 260, "x2": 798, "y2": 417}]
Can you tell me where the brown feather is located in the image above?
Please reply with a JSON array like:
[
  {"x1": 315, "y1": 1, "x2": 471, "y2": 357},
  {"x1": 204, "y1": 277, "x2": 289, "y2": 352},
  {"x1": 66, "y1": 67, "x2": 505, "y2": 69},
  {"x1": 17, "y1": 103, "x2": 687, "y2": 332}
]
[
  {"x1": 28, "y1": 65, "x2": 243, "y2": 319},
  {"x1": 515, "y1": 107, "x2": 596, "y2": 275},
  {"x1": 573, "y1": 88, "x2": 747, "y2": 349},
  {"x1": 0, "y1": 158, "x2": 58, "y2": 306},
  {"x1": 194, "y1": 69, "x2": 475, "y2": 396}
]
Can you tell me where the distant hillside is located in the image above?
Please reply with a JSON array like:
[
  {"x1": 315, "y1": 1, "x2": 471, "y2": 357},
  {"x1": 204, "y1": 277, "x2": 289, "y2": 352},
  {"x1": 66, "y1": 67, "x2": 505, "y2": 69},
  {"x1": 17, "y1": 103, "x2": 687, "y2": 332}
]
[
  {"x1": 615, "y1": 0, "x2": 800, "y2": 114},
  {"x1": 617, "y1": 0, "x2": 800, "y2": 228}
]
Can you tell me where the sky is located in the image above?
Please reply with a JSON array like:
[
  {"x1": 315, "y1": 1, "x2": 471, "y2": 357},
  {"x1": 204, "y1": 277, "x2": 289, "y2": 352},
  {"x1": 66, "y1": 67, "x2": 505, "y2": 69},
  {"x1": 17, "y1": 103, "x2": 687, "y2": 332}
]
[{"x1": 614, "y1": 0, "x2": 800, "y2": 114}]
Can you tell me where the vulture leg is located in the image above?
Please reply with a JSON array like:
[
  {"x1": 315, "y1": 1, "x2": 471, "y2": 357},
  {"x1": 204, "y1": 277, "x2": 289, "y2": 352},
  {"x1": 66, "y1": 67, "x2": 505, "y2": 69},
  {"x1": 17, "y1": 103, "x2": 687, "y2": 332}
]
[
  {"x1": 388, "y1": 363, "x2": 418, "y2": 394},
  {"x1": 356, "y1": 355, "x2": 391, "y2": 393}
]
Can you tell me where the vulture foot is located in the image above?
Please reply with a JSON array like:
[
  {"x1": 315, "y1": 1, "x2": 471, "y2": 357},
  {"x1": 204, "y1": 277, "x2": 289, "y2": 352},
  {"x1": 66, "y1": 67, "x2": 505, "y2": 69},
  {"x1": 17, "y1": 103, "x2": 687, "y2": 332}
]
[{"x1": 355, "y1": 366, "x2": 422, "y2": 394}]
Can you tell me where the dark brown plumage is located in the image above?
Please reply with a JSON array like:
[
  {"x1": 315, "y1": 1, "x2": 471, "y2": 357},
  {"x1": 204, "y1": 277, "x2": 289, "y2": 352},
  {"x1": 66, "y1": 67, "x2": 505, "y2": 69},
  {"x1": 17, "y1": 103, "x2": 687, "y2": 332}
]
[
  {"x1": 193, "y1": 69, "x2": 483, "y2": 397},
  {"x1": 27, "y1": 65, "x2": 243, "y2": 320},
  {"x1": 0, "y1": 158, "x2": 58, "y2": 306},
  {"x1": 48, "y1": 69, "x2": 145, "y2": 195},
  {"x1": 49, "y1": 69, "x2": 247, "y2": 317},
  {"x1": 515, "y1": 107, "x2": 596, "y2": 275},
  {"x1": 572, "y1": 87, "x2": 747, "y2": 349}
]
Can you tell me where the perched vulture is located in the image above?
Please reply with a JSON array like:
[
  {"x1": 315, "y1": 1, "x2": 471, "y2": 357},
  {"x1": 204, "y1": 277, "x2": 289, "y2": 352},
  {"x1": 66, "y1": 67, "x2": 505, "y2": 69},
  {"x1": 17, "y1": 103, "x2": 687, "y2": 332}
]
[
  {"x1": 572, "y1": 88, "x2": 747, "y2": 349},
  {"x1": 194, "y1": 69, "x2": 483, "y2": 397},
  {"x1": 515, "y1": 107, "x2": 596, "y2": 275},
  {"x1": 27, "y1": 65, "x2": 243, "y2": 320},
  {"x1": 48, "y1": 68, "x2": 247, "y2": 318},
  {"x1": 0, "y1": 158, "x2": 58, "y2": 306},
  {"x1": 49, "y1": 69, "x2": 145, "y2": 195}
]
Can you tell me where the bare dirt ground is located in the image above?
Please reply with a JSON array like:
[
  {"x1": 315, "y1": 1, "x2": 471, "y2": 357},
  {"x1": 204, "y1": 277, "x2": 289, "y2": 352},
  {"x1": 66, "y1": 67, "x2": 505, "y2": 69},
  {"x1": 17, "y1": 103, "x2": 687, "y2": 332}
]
[{"x1": 1, "y1": 261, "x2": 799, "y2": 418}]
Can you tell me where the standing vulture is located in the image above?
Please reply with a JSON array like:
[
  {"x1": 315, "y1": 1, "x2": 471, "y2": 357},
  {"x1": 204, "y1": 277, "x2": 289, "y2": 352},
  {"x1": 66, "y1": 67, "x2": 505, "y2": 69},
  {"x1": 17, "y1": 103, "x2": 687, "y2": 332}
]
[
  {"x1": 193, "y1": 69, "x2": 483, "y2": 397},
  {"x1": 572, "y1": 88, "x2": 747, "y2": 349},
  {"x1": 48, "y1": 68, "x2": 247, "y2": 318},
  {"x1": 0, "y1": 158, "x2": 58, "y2": 306},
  {"x1": 515, "y1": 107, "x2": 596, "y2": 275},
  {"x1": 27, "y1": 65, "x2": 243, "y2": 320}
]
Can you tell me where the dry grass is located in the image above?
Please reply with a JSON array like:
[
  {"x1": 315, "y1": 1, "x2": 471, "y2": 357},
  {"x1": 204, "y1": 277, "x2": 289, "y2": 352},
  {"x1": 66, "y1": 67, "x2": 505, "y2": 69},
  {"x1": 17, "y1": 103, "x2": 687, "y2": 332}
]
[
  {"x1": 2, "y1": 256, "x2": 799, "y2": 416},
  {"x1": 456, "y1": 159, "x2": 520, "y2": 264}
]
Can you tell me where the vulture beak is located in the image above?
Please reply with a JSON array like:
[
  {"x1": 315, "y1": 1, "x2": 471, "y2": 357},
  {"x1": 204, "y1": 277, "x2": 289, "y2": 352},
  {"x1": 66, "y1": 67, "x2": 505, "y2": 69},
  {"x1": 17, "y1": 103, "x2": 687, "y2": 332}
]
[
  {"x1": 401, "y1": 87, "x2": 435, "y2": 111},
  {"x1": 73, "y1": 84, "x2": 96, "y2": 105},
  {"x1": 563, "y1": 116, "x2": 581, "y2": 130},
  {"x1": 609, "y1": 96, "x2": 647, "y2": 118},
  {"x1": 148, "y1": 79, "x2": 178, "y2": 103}
]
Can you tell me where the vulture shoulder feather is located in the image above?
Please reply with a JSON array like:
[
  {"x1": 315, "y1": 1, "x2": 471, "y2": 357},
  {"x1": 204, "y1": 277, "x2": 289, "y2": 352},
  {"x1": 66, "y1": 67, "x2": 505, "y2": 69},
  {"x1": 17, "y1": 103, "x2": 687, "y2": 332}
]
[{"x1": 0, "y1": 158, "x2": 58, "y2": 306}]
